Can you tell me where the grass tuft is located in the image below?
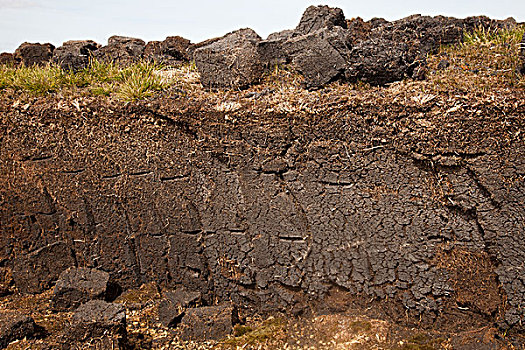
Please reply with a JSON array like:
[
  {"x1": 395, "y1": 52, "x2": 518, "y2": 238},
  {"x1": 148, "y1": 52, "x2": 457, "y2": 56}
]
[
  {"x1": 0, "y1": 59, "x2": 190, "y2": 99},
  {"x1": 426, "y1": 24, "x2": 525, "y2": 92},
  {"x1": 463, "y1": 25, "x2": 524, "y2": 46},
  {"x1": 1, "y1": 24, "x2": 523, "y2": 105},
  {"x1": 85, "y1": 59, "x2": 122, "y2": 83},
  {"x1": 116, "y1": 61, "x2": 166, "y2": 101},
  {"x1": 0, "y1": 65, "x2": 13, "y2": 90},
  {"x1": 9, "y1": 64, "x2": 64, "y2": 94}
]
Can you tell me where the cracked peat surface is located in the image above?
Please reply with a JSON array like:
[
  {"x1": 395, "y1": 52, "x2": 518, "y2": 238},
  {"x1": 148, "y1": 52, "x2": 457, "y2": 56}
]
[{"x1": 0, "y1": 77, "x2": 524, "y2": 348}]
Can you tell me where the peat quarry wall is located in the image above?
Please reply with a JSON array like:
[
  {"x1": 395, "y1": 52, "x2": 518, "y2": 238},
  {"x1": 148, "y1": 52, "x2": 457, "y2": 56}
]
[{"x1": 1, "y1": 5, "x2": 525, "y2": 348}]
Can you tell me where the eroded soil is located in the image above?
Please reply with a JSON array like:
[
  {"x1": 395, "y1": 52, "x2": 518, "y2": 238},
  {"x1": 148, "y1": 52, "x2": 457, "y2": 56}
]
[
  {"x1": 0, "y1": 67, "x2": 524, "y2": 348},
  {"x1": 1, "y1": 283, "x2": 523, "y2": 349}
]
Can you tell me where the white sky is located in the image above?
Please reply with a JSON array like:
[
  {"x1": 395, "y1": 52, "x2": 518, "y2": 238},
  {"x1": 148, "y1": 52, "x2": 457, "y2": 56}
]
[{"x1": 0, "y1": 0, "x2": 523, "y2": 52}]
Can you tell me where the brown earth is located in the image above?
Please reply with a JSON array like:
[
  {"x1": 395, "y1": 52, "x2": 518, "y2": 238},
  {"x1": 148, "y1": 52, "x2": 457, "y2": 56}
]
[
  {"x1": 0, "y1": 62, "x2": 524, "y2": 348},
  {"x1": 0, "y1": 282, "x2": 522, "y2": 349}
]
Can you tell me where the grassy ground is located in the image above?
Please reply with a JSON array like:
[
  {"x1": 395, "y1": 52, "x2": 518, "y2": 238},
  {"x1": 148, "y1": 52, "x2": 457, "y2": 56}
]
[
  {"x1": 426, "y1": 24, "x2": 525, "y2": 93},
  {"x1": 0, "y1": 59, "x2": 199, "y2": 101},
  {"x1": 0, "y1": 25, "x2": 523, "y2": 102}
]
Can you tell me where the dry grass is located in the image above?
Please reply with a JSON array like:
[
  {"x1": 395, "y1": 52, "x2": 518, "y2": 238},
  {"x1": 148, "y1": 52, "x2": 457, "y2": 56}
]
[
  {"x1": 0, "y1": 24, "x2": 523, "y2": 107},
  {"x1": 0, "y1": 25, "x2": 524, "y2": 350},
  {"x1": 426, "y1": 24, "x2": 525, "y2": 93}
]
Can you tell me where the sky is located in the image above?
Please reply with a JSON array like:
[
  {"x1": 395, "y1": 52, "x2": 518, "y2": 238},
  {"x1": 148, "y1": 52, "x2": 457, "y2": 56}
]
[{"x1": 0, "y1": 0, "x2": 523, "y2": 53}]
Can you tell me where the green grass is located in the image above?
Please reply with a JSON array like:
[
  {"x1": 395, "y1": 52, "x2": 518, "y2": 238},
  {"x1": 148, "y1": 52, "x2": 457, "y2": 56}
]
[
  {"x1": 0, "y1": 59, "x2": 192, "y2": 100},
  {"x1": 1, "y1": 24, "x2": 523, "y2": 102},
  {"x1": 461, "y1": 24, "x2": 524, "y2": 73},
  {"x1": 426, "y1": 24, "x2": 525, "y2": 91},
  {"x1": 84, "y1": 59, "x2": 122, "y2": 83},
  {"x1": 0, "y1": 64, "x2": 64, "y2": 94},
  {"x1": 463, "y1": 24, "x2": 524, "y2": 46},
  {"x1": 116, "y1": 61, "x2": 165, "y2": 100}
]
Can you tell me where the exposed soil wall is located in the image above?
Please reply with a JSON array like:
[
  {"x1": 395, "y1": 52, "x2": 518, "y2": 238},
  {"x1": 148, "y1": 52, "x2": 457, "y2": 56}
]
[{"x1": 1, "y1": 89, "x2": 524, "y2": 334}]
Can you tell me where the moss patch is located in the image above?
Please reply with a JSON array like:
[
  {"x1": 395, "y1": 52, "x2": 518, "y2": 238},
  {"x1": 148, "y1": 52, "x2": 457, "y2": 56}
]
[{"x1": 221, "y1": 317, "x2": 286, "y2": 348}]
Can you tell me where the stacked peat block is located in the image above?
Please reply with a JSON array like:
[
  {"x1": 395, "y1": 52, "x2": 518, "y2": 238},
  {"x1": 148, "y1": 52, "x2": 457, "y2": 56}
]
[{"x1": 194, "y1": 5, "x2": 517, "y2": 89}]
